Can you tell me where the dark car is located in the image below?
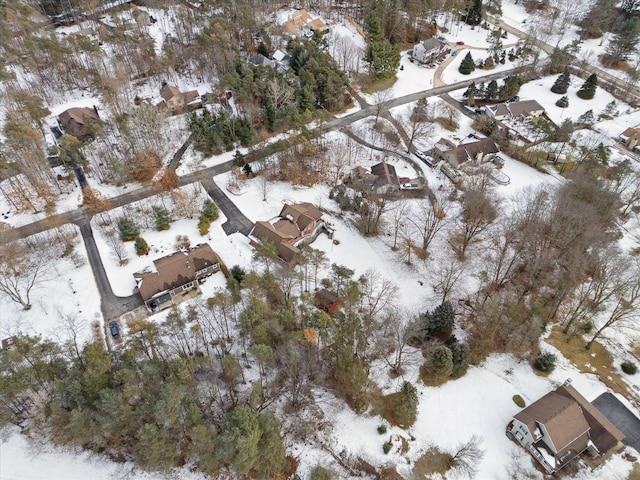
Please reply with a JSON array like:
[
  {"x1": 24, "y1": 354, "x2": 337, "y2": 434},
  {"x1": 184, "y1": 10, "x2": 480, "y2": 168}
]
[
  {"x1": 456, "y1": 41, "x2": 465, "y2": 45},
  {"x1": 108, "y1": 321, "x2": 119, "y2": 337}
]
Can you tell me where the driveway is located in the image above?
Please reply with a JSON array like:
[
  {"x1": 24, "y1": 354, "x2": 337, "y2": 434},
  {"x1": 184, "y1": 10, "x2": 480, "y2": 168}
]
[{"x1": 592, "y1": 392, "x2": 640, "y2": 453}]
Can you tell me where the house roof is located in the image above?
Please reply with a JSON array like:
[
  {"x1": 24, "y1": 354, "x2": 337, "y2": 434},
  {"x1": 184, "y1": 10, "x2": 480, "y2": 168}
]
[
  {"x1": 446, "y1": 137, "x2": 499, "y2": 165},
  {"x1": 421, "y1": 37, "x2": 445, "y2": 51},
  {"x1": 486, "y1": 103, "x2": 510, "y2": 117},
  {"x1": 515, "y1": 390, "x2": 590, "y2": 456},
  {"x1": 507, "y1": 99, "x2": 544, "y2": 117},
  {"x1": 58, "y1": 107, "x2": 99, "y2": 125},
  {"x1": 184, "y1": 90, "x2": 200, "y2": 105},
  {"x1": 249, "y1": 53, "x2": 274, "y2": 66},
  {"x1": 134, "y1": 243, "x2": 218, "y2": 302},
  {"x1": 308, "y1": 17, "x2": 327, "y2": 31},
  {"x1": 291, "y1": 8, "x2": 312, "y2": 28},
  {"x1": 160, "y1": 84, "x2": 182, "y2": 101},
  {"x1": 272, "y1": 49, "x2": 288, "y2": 62},
  {"x1": 371, "y1": 161, "x2": 399, "y2": 187},
  {"x1": 620, "y1": 127, "x2": 640, "y2": 141}
]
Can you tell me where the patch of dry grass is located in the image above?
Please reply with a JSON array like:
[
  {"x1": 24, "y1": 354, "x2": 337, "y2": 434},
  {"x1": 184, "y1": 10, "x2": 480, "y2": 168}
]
[
  {"x1": 546, "y1": 326, "x2": 632, "y2": 398},
  {"x1": 361, "y1": 76, "x2": 398, "y2": 94}
]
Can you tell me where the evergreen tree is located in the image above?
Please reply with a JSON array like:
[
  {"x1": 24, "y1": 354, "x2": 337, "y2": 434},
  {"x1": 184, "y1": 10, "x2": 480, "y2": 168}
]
[
  {"x1": 233, "y1": 149, "x2": 245, "y2": 166},
  {"x1": 499, "y1": 75, "x2": 524, "y2": 100},
  {"x1": 466, "y1": 0, "x2": 483, "y2": 25},
  {"x1": 117, "y1": 217, "x2": 139, "y2": 241},
  {"x1": 201, "y1": 199, "x2": 219, "y2": 222},
  {"x1": 458, "y1": 52, "x2": 476, "y2": 75},
  {"x1": 605, "y1": 17, "x2": 640, "y2": 66},
  {"x1": 577, "y1": 74, "x2": 598, "y2": 99},
  {"x1": 621, "y1": 0, "x2": 640, "y2": 14},
  {"x1": 134, "y1": 236, "x2": 149, "y2": 255},
  {"x1": 603, "y1": 100, "x2": 618, "y2": 116},
  {"x1": 152, "y1": 206, "x2": 170, "y2": 231},
  {"x1": 365, "y1": 41, "x2": 401, "y2": 81},
  {"x1": 428, "y1": 301, "x2": 455, "y2": 340},
  {"x1": 450, "y1": 342, "x2": 470, "y2": 378},
  {"x1": 427, "y1": 345, "x2": 454, "y2": 378},
  {"x1": 463, "y1": 82, "x2": 477, "y2": 106},
  {"x1": 483, "y1": 55, "x2": 495, "y2": 69},
  {"x1": 486, "y1": 79, "x2": 499, "y2": 99},
  {"x1": 577, "y1": 109, "x2": 595, "y2": 125},
  {"x1": 578, "y1": 0, "x2": 617, "y2": 39},
  {"x1": 555, "y1": 96, "x2": 569, "y2": 108},
  {"x1": 550, "y1": 72, "x2": 570, "y2": 94},
  {"x1": 383, "y1": 381, "x2": 419, "y2": 428}
]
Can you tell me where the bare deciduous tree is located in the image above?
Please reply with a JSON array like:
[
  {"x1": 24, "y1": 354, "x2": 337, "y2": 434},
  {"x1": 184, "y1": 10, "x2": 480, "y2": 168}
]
[{"x1": 0, "y1": 240, "x2": 50, "y2": 310}]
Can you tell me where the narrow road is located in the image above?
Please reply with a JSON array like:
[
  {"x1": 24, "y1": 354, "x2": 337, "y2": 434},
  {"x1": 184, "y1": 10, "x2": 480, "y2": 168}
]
[
  {"x1": 592, "y1": 392, "x2": 640, "y2": 453},
  {"x1": 6, "y1": 65, "x2": 543, "y2": 321},
  {"x1": 486, "y1": 15, "x2": 640, "y2": 103}
]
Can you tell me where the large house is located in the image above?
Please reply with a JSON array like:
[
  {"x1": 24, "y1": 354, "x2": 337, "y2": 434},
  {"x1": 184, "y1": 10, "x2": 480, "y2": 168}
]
[
  {"x1": 134, "y1": 243, "x2": 220, "y2": 312},
  {"x1": 485, "y1": 100, "x2": 545, "y2": 121},
  {"x1": 509, "y1": 384, "x2": 625, "y2": 474},
  {"x1": 284, "y1": 8, "x2": 328, "y2": 36},
  {"x1": 160, "y1": 84, "x2": 201, "y2": 112},
  {"x1": 619, "y1": 127, "x2": 640, "y2": 152},
  {"x1": 433, "y1": 134, "x2": 499, "y2": 168},
  {"x1": 249, "y1": 202, "x2": 326, "y2": 266},
  {"x1": 57, "y1": 106, "x2": 100, "y2": 141},
  {"x1": 411, "y1": 37, "x2": 448, "y2": 64}
]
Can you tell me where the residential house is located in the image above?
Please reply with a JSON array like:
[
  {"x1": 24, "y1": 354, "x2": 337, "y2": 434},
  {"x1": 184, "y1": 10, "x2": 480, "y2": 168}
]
[
  {"x1": 249, "y1": 202, "x2": 326, "y2": 266},
  {"x1": 433, "y1": 134, "x2": 499, "y2": 168},
  {"x1": 619, "y1": 127, "x2": 640, "y2": 152},
  {"x1": 485, "y1": 100, "x2": 545, "y2": 121},
  {"x1": 272, "y1": 49, "x2": 290, "y2": 72},
  {"x1": 411, "y1": 37, "x2": 448, "y2": 64},
  {"x1": 370, "y1": 160, "x2": 400, "y2": 194},
  {"x1": 248, "y1": 53, "x2": 275, "y2": 68},
  {"x1": 57, "y1": 106, "x2": 100, "y2": 141},
  {"x1": 346, "y1": 165, "x2": 378, "y2": 189},
  {"x1": 160, "y1": 84, "x2": 201, "y2": 112},
  {"x1": 1, "y1": 336, "x2": 16, "y2": 350},
  {"x1": 315, "y1": 289, "x2": 341, "y2": 313},
  {"x1": 284, "y1": 8, "x2": 328, "y2": 36},
  {"x1": 509, "y1": 384, "x2": 625, "y2": 474},
  {"x1": 134, "y1": 243, "x2": 220, "y2": 312}
]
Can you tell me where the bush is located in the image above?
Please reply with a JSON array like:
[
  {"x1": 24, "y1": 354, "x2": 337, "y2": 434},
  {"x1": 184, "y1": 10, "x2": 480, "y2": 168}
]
[
  {"x1": 134, "y1": 236, "x2": 149, "y2": 255},
  {"x1": 383, "y1": 441, "x2": 392, "y2": 454},
  {"x1": 535, "y1": 352, "x2": 557, "y2": 373},
  {"x1": 555, "y1": 96, "x2": 569, "y2": 108},
  {"x1": 230, "y1": 265, "x2": 246, "y2": 284},
  {"x1": 201, "y1": 199, "x2": 219, "y2": 222},
  {"x1": 621, "y1": 361, "x2": 637, "y2": 375},
  {"x1": 117, "y1": 217, "x2": 139, "y2": 241},
  {"x1": 377, "y1": 424, "x2": 387, "y2": 434},
  {"x1": 311, "y1": 465, "x2": 334, "y2": 480},
  {"x1": 512, "y1": 395, "x2": 526, "y2": 408},
  {"x1": 153, "y1": 206, "x2": 171, "y2": 231},
  {"x1": 382, "y1": 382, "x2": 419, "y2": 429},
  {"x1": 198, "y1": 217, "x2": 211, "y2": 236}
]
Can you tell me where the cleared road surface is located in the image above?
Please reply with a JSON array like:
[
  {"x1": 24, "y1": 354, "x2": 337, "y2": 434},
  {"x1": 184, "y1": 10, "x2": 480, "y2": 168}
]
[{"x1": 592, "y1": 392, "x2": 640, "y2": 454}]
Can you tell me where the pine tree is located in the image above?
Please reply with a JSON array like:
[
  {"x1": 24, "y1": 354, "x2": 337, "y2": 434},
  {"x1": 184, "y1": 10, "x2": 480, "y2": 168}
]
[
  {"x1": 153, "y1": 206, "x2": 171, "y2": 231},
  {"x1": 201, "y1": 199, "x2": 219, "y2": 222},
  {"x1": 134, "y1": 236, "x2": 149, "y2": 255},
  {"x1": 555, "y1": 95, "x2": 569, "y2": 108},
  {"x1": 577, "y1": 109, "x2": 595, "y2": 125},
  {"x1": 577, "y1": 74, "x2": 598, "y2": 99},
  {"x1": 486, "y1": 79, "x2": 499, "y2": 99},
  {"x1": 118, "y1": 217, "x2": 139, "y2": 241},
  {"x1": 450, "y1": 342, "x2": 470, "y2": 378},
  {"x1": 458, "y1": 52, "x2": 476, "y2": 75},
  {"x1": 466, "y1": 0, "x2": 483, "y2": 25},
  {"x1": 427, "y1": 345, "x2": 454, "y2": 378},
  {"x1": 483, "y1": 55, "x2": 495, "y2": 69},
  {"x1": 550, "y1": 72, "x2": 570, "y2": 94},
  {"x1": 605, "y1": 17, "x2": 640, "y2": 66}
]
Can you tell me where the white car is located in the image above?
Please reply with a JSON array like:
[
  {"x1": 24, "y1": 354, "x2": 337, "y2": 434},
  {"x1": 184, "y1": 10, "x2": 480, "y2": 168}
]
[{"x1": 414, "y1": 150, "x2": 435, "y2": 167}]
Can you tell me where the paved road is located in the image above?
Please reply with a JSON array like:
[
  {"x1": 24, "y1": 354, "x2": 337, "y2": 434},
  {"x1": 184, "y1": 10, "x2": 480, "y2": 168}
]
[
  {"x1": 592, "y1": 392, "x2": 640, "y2": 453},
  {"x1": 77, "y1": 218, "x2": 143, "y2": 320},
  {"x1": 199, "y1": 177, "x2": 254, "y2": 236},
  {"x1": 487, "y1": 16, "x2": 640, "y2": 104}
]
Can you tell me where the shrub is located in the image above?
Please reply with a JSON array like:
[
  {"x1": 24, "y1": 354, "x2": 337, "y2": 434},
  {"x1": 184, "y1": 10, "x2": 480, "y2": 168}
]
[
  {"x1": 422, "y1": 345, "x2": 454, "y2": 383},
  {"x1": 535, "y1": 352, "x2": 557, "y2": 373},
  {"x1": 577, "y1": 74, "x2": 597, "y2": 100},
  {"x1": 201, "y1": 199, "x2": 219, "y2": 222},
  {"x1": 382, "y1": 382, "x2": 419, "y2": 429},
  {"x1": 230, "y1": 265, "x2": 246, "y2": 284},
  {"x1": 383, "y1": 441, "x2": 392, "y2": 454},
  {"x1": 512, "y1": 395, "x2": 526, "y2": 408},
  {"x1": 377, "y1": 424, "x2": 387, "y2": 434},
  {"x1": 621, "y1": 361, "x2": 637, "y2": 375},
  {"x1": 311, "y1": 466, "x2": 334, "y2": 480},
  {"x1": 153, "y1": 206, "x2": 171, "y2": 231},
  {"x1": 450, "y1": 342, "x2": 470, "y2": 378},
  {"x1": 134, "y1": 236, "x2": 149, "y2": 255},
  {"x1": 555, "y1": 95, "x2": 569, "y2": 108},
  {"x1": 198, "y1": 217, "x2": 211, "y2": 236},
  {"x1": 117, "y1": 217, "x2": 139, "y2": 241}
]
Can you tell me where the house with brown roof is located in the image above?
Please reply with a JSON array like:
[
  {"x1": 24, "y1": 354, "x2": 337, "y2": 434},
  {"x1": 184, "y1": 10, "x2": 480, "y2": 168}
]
[
  {"x1": 509, "y1": 384, "x2": 625, "y2": 474},
  {"x1": 485, "y1": 100, "x2": 545, "y2": 121},
  {"x1": 433, "y1": 134, "x2": 499, "y2": 168},
  {"x1": 57, "y1": 106, "x2": 100, "y2": 141},
  {"x1": 133, "y1": 243, "x2": 220, "y2": 311},
  {"x1": 248, "y1": 202, "x2": 326, "y2": 266},
  {"x1": 160, "y1": 84, "x2": 201, "y2": 112},
  {"x1": 370, "y1": 160, "x2": 400, "y2": 194},
  {"x1": 315, "y1": 289, "x2": 341, "y2": 313},
  {"x1": 284, "y1": 9, "x2": 328, "y2": 36},
  {"x1": 619, "y1": 127, "x2": 640, "y2": 152}
]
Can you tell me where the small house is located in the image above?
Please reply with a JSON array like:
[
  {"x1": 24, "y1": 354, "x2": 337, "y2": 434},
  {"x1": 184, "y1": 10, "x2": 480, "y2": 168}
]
[
  {"x1": 619, "y1": 127, "x2": 640, "y2": 152},
  {"x1": 370, "y1": 160, "x2": 400, "y2": 194},
  {"x1": 160, "y1": 84, "x2": 201, "y2": 112},
  {"x1": 57, "y1": 106, "x2": 100, "y2": 141},
  {"x1": 433, "y1": 134, "x2": 499, "y2": 168},
  {"x1": 315, "y1": 289, "x2": 341, "y2": 313},
  {"x1": 412, "y1": 37, "x2": 448, "y2": 64},
  {"x1": 485, "y1": 100, "x2": 545, "y2": 122},
  {"x1": 509, "y1": 384, "x2": 625, "y2": 474},
  {"x1": 248, "y1": 53, "x2": 275, "y2": 68},
  {"x1": 249, "y1": 202, "x2": 327, "y2": 267},
  {"x1": 134, "y1": 243, "x2": 220, "y2": 311}
]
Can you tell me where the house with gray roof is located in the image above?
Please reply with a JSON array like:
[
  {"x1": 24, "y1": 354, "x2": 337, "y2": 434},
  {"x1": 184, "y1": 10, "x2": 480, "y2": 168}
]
[{"x1": 412, "y1": 37, "x2": 448, "y2": 64}]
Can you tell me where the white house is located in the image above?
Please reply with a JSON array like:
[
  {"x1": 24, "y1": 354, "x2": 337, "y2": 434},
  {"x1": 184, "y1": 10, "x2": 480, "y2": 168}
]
[
  {"x1": 411, "y1": 37, "x2": 448, "y2": 64},
  {"x1": 485, "y1": 99, "x2": 544, "y2": 121}
]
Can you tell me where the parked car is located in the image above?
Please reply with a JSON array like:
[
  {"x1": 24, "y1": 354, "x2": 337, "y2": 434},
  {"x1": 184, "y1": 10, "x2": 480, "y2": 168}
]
[
  {"x1": 414, "y1": 150, "x2": 435, "y2": 167},
  {"x1": 456, "y1": 41, "x2": 465, "y2": 45},
  {"x1": 451, "y1": 51, "x2": 458, "y2": 57},
  {"x1": 109, "y1": 321, "x2": 119, "y2": 337}
]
